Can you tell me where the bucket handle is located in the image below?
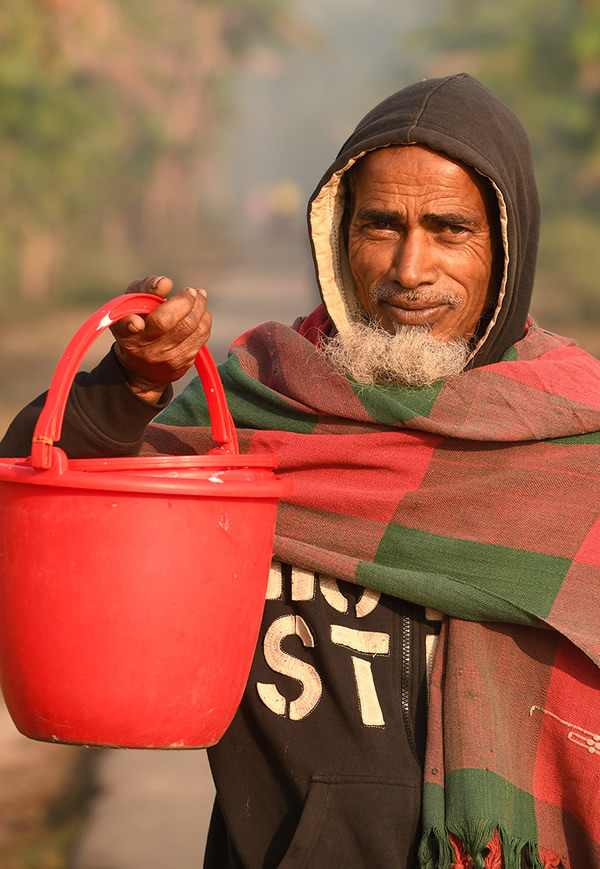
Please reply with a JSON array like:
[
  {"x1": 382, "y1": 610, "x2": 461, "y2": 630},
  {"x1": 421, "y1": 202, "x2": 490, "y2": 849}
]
[{"x1": 31, "y1": 293, "x2": 239, "y2": 469}]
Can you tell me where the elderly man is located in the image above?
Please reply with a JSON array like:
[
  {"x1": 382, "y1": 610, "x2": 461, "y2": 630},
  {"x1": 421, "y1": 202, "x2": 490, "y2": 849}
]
[{"x1": 2, "y1": 74, "x2": 600, "y2": 868}]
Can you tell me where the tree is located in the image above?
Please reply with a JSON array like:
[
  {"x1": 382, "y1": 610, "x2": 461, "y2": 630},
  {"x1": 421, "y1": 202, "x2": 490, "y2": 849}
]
[{"x1": 0, "y1": 0, "x2": 293, "y2": 304}]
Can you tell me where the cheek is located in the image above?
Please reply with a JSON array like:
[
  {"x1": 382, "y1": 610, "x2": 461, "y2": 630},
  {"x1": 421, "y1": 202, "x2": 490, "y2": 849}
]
[
  {"x1": 449, "y1": 250, "x2": 492, "y2": 306},
  {"x1": 467, "y1": 262, "x2": 494, "y2": 315},
  {"x1": 463, "y1": 239, "x2": 494, "y2": 284},
  {"x1": 453, "y1": 283, "x2": 492, "y2": 334},
  {"x1": 348, "y1": 244, "x2": 378, "y2": 300},
  {"x1": 349, "y1": 240, "x2": 391, "y2": 285}
]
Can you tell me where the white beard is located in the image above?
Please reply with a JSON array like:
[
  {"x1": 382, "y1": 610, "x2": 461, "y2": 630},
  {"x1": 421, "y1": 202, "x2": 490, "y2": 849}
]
[{"x1": 321, "y1": 320, "x2": 471, "y2": 387}]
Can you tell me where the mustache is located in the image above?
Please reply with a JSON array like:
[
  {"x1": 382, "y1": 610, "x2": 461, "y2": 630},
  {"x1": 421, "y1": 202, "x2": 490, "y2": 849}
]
[{"x1": 369, "y1": 280, "x2": 462, "y2": 309}]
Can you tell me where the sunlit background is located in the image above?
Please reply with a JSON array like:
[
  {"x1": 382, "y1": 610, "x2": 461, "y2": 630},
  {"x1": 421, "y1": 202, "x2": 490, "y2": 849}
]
[
  {"x1": 1, "y1": 0, "x2": 599, "y2": 427},
  {"x1": 0, "y1": 0, "x2": 598, "y2": 864}
]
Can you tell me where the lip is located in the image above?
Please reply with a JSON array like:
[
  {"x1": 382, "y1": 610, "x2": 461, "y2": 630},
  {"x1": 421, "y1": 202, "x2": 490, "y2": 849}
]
[{"x1": 381, "y1": 300, "x2": 450, "y2": 326}]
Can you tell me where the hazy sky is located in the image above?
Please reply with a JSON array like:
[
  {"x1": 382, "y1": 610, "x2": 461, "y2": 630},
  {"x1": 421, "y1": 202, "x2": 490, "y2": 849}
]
[{"x1": 221, "y1": 0, "x2": 429, "y2": 209}]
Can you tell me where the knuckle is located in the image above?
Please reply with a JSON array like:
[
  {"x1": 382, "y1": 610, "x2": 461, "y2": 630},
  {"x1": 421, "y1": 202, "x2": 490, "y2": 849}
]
[
  {"x1": 198, "y1": 316, "x2": 212, "y2": 341},
  {"x1": 125, "y1": 278, "x2": 143, "y2": 293}
]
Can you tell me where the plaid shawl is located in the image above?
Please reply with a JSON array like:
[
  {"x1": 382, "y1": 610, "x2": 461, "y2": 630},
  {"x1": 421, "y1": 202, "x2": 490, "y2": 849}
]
[{"x1": 146, "y1": 307, "x2": 600, "y2": 869}]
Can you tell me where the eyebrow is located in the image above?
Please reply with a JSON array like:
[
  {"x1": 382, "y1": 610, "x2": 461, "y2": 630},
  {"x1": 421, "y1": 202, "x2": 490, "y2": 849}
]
[
  {"x1": 356, "y1": 207, "x2": 481, "y2": 228},
  {"x1": 356, "y1": 207, "x2": 400, "y2": 223},
  {"x1": 425, "y1": 212, "x2": 481, "y2": 228}
]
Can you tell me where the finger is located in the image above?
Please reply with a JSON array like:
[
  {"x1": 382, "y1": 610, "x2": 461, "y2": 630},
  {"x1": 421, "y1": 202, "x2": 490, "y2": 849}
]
[
  {"x1": 113, "y1": 276, "x2": 174, "y2": 337},
  {"x1": 140, "y1": 287, "x2": 205, "y2": 339},
  {"x1": 111, "y1": 312, "x2": 149, "y2": 338},
  {"x1": 125, "y1": 315, "x2": 148, "y2": 334},
  {"x1": 113, "y1": 294, "x2": 212, "y2": 390},
  {"x1": 124, "y1": 275, "x2": 173, "y2": 297}
]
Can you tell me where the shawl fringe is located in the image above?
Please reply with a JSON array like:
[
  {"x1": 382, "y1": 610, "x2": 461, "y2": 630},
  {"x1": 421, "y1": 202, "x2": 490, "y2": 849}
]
[{"x1": 418, "y1": 827, "x2": 564, "y2": 869}]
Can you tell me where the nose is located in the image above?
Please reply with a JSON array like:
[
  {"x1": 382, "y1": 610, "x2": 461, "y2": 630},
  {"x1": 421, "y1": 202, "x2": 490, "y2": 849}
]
[{"x1": 389, "y1": 229, "x2": 436, "y2": 289}]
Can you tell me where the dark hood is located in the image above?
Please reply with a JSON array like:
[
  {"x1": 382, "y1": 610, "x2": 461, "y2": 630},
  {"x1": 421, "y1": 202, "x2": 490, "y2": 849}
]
[{"x1": 307, "y1": 73, "x2": 541, "y2": 367}]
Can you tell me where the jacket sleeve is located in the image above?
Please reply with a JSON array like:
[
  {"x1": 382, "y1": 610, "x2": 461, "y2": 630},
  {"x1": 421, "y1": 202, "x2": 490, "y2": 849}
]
[{"x1": 0, "y1": 346, "x2": 173, "y2": 459}]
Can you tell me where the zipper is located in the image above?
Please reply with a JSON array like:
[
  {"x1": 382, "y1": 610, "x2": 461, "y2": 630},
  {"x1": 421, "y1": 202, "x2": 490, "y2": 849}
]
[{"x1": 401, "y1": 613, "x2": 419, "y2": 761}]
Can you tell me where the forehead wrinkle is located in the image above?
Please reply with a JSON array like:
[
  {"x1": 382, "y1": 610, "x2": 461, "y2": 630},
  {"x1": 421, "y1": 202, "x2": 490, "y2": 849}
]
[
  {"x1": 352, "y1": 148, "x2": 492, "y2": 217},
  {"x1": 355, "y1": 180, "x2": 487, "y2": 213}
]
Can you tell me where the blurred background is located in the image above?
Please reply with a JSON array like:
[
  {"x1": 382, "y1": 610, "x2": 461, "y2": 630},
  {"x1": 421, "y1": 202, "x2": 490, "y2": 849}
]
[{"x1": 0, "y1": 0, "x2": 598, "y2": 865}]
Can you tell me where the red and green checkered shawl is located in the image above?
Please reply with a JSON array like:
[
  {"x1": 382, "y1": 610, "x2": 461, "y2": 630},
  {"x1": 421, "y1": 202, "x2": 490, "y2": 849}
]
[{"x1": 146, "y1": 307, "x2": 600, "y2": 869}]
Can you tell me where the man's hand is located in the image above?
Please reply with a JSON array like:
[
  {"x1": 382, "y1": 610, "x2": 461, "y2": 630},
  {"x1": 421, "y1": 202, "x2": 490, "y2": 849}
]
[{"x1": 110, "y1": 275, "x2": 212, "y2": 404}]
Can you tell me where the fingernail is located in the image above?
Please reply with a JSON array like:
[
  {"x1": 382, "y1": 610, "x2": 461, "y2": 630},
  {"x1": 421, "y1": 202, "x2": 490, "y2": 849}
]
[
  {"x1": 150, "y1": 275, "x2": 166, "y2": 289},
  {"x1": 198, "y1": 288, "x2": 207, "y2": 298},
  {"x1": 187, "y1": 287, "x2": 198, "y2": 299}
]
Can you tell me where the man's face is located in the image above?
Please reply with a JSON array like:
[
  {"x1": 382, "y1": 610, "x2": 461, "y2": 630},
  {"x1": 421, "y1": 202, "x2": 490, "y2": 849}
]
[{"x1": 346, "y1": 145, "x2": 498, "y2": 342}]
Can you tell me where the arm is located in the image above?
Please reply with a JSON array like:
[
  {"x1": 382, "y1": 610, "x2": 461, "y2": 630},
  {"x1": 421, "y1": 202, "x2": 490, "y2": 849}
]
[{"x1": 0, "y1": 275, "x2": 211, "y2": 459}]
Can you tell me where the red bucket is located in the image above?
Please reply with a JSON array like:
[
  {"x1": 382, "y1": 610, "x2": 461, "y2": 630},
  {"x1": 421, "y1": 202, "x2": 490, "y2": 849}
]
[{"x1": 0, "y1": 294, "x2": 292, "y2": 749}]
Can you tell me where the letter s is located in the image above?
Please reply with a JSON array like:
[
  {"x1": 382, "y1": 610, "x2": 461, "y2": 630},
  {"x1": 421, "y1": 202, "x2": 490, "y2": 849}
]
[{"x1": 257, "y1": 615, "x2": 322, "y2": 720}]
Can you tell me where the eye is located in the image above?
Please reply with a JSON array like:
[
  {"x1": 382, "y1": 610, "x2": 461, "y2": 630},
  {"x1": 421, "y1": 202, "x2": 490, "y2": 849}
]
[
  {"x1": 371, "y1": 218, "x2": 392, "y2": 230},
  {"x1": 358, "y1": 214, "x2": 393, "y2": 231},
  {"x1": 354, "y1": 210, "x2": 399, "y2": 236},
  {"x1": 428, "y1": 214, "x2": 476, "y2": 238},
  {"x1": 438, "y1": 223, "x2": 472, "y2": 243}
]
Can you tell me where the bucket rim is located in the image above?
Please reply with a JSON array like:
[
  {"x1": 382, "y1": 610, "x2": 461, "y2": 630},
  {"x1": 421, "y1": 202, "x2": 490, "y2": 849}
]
[
  {"x1": 0, "y1": 456, "x2": 293, "y2": 498},
  {"x1": 55, "y1": 453, "x2": 276, "y2": 471}
]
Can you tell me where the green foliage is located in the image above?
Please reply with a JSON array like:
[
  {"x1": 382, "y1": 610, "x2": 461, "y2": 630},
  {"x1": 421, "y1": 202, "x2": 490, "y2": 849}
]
[{"x1": 0, "y1": 0, "x2": 290, "y2": 307}]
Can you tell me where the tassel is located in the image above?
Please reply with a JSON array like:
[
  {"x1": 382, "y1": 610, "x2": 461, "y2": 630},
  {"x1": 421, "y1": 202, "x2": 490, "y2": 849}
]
[
  {"x1": 538, "y1": 847, "x2": 563, "y2": 868},
  {"x1": 419, "y1": 826, "x2": 565, "y2": 869},
  {"x1": 483, "y1": 831, "x2": 503, "y2": 869},
  {"x1": 450, "y1": 831, "x2": 471, "y2": 868},
  {"x1": 448, "y1": 821, "x2": 498, "y2": 869},
  {"x1": 418, "y1": 828, "x2": 453, "y2": 868}
]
